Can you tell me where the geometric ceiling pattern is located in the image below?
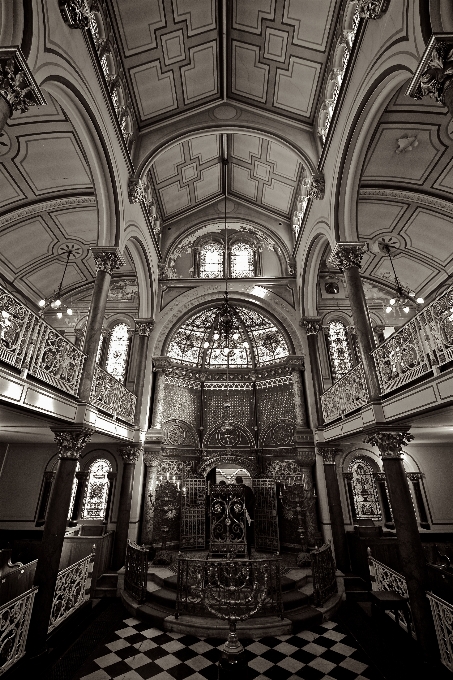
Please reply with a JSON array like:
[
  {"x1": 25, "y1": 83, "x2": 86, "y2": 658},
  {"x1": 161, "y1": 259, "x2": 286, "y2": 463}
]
[
  {"x1": 108, "y1": 0, "x2": 337, "y2": 127},
  {"x1": 358, "y1": 80, "x2": 453, "y2": 299},
  {"x1": 149, "y1": 133, "x2": 303, "y2": 220}
]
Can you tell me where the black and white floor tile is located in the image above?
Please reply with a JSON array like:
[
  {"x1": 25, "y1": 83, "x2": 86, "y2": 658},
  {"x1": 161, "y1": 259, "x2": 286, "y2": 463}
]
[{"x1": 74, "y1": 616, "x2": 380, "y2": 680}]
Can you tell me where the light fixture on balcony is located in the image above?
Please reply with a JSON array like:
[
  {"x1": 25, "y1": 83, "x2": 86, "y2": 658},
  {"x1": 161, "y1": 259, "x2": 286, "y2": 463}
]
[
  {"x1": 379, "y1": 241, "x2": 424, "y2": 316},
  {"x1": 38, "y1": 245, "x2": 77, "y2": 318}
]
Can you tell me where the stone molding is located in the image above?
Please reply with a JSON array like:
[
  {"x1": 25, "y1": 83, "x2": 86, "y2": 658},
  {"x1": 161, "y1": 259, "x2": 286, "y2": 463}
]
[
  {"x1": 53, "y1": 428, "x2": 92, "y2": 460},
  {"x1": 118, "y1": 445, "x2": 143, "y2": 464},
  {"x1": 317, "y1": 446, "x2": 341, "y2": 465},
  {"x1": 91, "y1": 247, "x2": 126, "y2": 274},
  {"x1": 134, "y1": 319, "x2": 155, "y2": 336},
  {"x1": 363, "y1": 430, "x2": 414, "y2": 459},
  {"x1": 0, "y1": 196, "x2": 96, "y2": 230},
  {"x1": 357, "y1": 0, "x2": 389, "y2": 19},
  {"x1": 406, "y1": 472, "x2": 424, "y2": 481},
  {"x1": 0, "y1": 47, "x2": 46, "y2": 115},
  {"x1": 301, "y1": 318, "x2": 323, "y2": 335},
  {"x1": 328, "y1": 242, "x2": 369, "y2": 271}
]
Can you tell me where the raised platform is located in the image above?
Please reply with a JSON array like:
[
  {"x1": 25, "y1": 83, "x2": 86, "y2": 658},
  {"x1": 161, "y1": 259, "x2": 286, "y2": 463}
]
[{"x1": 119, "y1": 562, "x2": 345, "y2": 638}]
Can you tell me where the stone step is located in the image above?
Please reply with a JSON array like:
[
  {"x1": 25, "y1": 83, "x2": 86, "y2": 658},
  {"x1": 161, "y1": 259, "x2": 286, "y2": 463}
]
[
  {"x1": 282, "y1": 589, "x2": 310, "y2": 611},
  {"x1": 93, "y1": 572, "x2": 118, "y2": 598},
  {"x1": 344, "y1": 576, "x2": 370, "y2": 602},
  {"x1": 286, "y1": 605, "x2": 323, "y2": 633},
  {"x1": 147, "y1": 586, "x2": 177, "y2": 610}
]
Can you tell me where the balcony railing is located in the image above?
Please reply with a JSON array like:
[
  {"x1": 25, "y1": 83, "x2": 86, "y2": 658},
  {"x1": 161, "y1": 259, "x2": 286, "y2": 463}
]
[
  {"x1": 48, "y1": 552, "x2": 94, "y2": 633},
  {"x1": 372, "y1": 285, "x2": 453, "y2": 395},
  {"x1": 90, "y1": 365, "x2": 136, "y2": 425},
  {"x1": 0, "y1": 586, "x2": 37, "y2": 676},
  {"x1": 321, "y1": 362, "x2": 369, "y2": 423}
]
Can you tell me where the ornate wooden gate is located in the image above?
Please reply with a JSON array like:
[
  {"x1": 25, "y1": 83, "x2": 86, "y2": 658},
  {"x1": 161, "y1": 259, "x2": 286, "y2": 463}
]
[
  {"x1": 180, "y1": 478, "x2": 206, "y2": 550},
  {"x1": 252, "y1": 479, "x2": 280, "y2": 553},
  {"x1": 209, "y1": 484, "x2": 246, "y2": 556}
]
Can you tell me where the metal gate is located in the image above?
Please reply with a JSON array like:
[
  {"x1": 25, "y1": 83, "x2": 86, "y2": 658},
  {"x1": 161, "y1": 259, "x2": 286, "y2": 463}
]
[
  {"x1": 209, "y1": 484, "x2": 246, "y2": 556},
  {"x1": 180, "y1": 478, "x2": 206, "y2": 550},
  {"x1": 252, "y1": 479, "x2": 280, "y2": 553}
]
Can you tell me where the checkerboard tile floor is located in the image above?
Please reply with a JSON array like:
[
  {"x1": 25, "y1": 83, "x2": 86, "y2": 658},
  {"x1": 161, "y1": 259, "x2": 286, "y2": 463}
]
[{"x1": 73, "y1": 616, "x2": 381, "y2": 680}]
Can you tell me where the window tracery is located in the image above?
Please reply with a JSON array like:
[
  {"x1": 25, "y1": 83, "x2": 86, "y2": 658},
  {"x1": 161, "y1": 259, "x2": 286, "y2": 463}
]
[
  {"x1": 199, "y1": 242, "x2": 224, "y2": 278},
  {"x1": 326, "y1": 320, "x2": 353, "y2": 381},
  {"x1": 105, "y1": 323, "x2": 130, "y2": 382},
  {"x1": 349, "y1": 458, "x2": 381, "y2": 520},
  {"x1": 81, "y1": 459, "x2": 112, "y2": 521},
  {"x1": 230, "y1": 242, "x2": 255, "y2": 278}
]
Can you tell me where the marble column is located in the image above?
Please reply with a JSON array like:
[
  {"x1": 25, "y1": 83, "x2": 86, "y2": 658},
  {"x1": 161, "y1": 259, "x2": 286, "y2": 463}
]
[
  {"x1": 0, "y1": 47, "x2": 45, "y2": 133},
  {"x1": 133, "y1": 319, "x2": 154, "y2": 428},
  {"x1": 79, "y1": 248, "x2": 125, "y2": 402},
  {"x1": 318, "y1": 446, "x2": 349, "y2": 572},
  {"x1": 364, "y1": 430, "x2": 437, "y2": 660},
  {"x1": 301, "y1": 318, "x2": 324, "y2": 425},
  {"x1": 141, "y1": 451, "x2": 160, "y2": 545},
  {"x1": 28, "y1": 427, "x2": 92, "y2": 654},
  {"x1": 328, "y1": 243, "x2": 380, "y2": 402},
  {"x1": 112, "y1": 445, "x2": 142, "y2": 569}
]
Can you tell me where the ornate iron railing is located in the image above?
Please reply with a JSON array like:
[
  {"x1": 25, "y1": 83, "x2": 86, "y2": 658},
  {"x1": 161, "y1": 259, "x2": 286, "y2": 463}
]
[
  {"x1": 321, "y1": 362, "x2": 369, "y2": 423},
  {"x1": 427, "y1": 591, "x2": 453, "y2": 672},
  {"x1": 0, "y1": 586, "x2": 37, "y2": 676},
  {"x1": 90, "y1": 365, "x2": 136, "y2": 424},
  {"x1": 311, "y1": 543, "x2": 338, "y2": 606},
  {"x1": 368, "y1": 555, "x2": 415, "y2": 637},
  {"x1": 372, "y1": 285, "x2": 453, "y2": 395},
  {"x1": 48, "y1": 552, "x2": 94, "y2": 632},
  {"x1": 124, "y1": 540, "x2": 148, "y2": 604}
]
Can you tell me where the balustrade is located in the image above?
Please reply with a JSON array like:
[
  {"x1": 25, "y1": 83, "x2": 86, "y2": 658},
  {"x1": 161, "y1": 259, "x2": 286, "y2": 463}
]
[
  {"x1": 0, "y1": 586, "x2": 37, "y2": 676},
  {"x1": 321, "y1": 362, "x2": 369, "y2": 423},
  {"x1": 90, "y1": 364, "x2": 137, "y2": 424},
  {"x1": 124, "y1": 540, "x2": 148, "y2": 604},
  {"x1": 311, "y1": 543, "x2": 338, "y2": 606},
  {"x1": 427, "y1": 592, "x2": 453, "y2": 672},
  {"x1": 368, "y1": 554, "x2": 415, "y2": 637},
  {"x1": 48, "y1": 551, "x2": 94, "y2": 632}
]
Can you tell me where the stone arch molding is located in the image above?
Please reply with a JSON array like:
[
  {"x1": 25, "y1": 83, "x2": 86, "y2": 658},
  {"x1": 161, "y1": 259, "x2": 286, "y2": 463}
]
[{"x1": 151, "y1": 283, "x2": 304, "y2": 358}]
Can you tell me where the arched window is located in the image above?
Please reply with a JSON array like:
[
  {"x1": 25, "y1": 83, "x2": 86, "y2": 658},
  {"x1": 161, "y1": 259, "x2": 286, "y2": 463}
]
[
  {"x1": 199, "y1": 242, "x2": 224, "y2": 278},
  {"x1": 105, "y1": 323, "x2": 130, "y2": 382},
  {"x1": 349, "y1": 458, "x2": 381, "y2": 520},
  {"x1": 230, "y1": 242, "x2": 255, "y2": 278},
  {"x1": 326, "y1": 320, "x2": 353, "y2": 382},
  {"x1": 81, "y1": 459, "x2": 112, "y2": 520}
]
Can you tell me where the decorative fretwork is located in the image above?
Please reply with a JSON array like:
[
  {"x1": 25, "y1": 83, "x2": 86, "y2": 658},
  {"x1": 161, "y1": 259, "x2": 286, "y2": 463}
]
[
  {"x1": 90, "y1": 365, "x2": 136, "y2": 424},
  {"x1": 261, "y1": 420, "x2": 295, "y2": 446},
  {"x1": 311, "y1": 543, "x2": 338, "y2": 606},
  {"x1": 406, "y1": 35, "x2": 453, "y2": 118},
  {"x1": 326, "y1": 320, "x2": 353, "y2": 382},
  {"x1": 81, "y1": 459, "x2": 112, "y2": 520},
  {"x1": 0, "y1": 286, "x2": 37, "y2": 369},
  {"x1": 321, "y1": 362, "x2": 369, "y2": 423},
  {"x1": 198, "y1": 452, "x2": 259, "y2": 478},
  {"x1": 105, "y1": 322, "x2": 130, "y2": 383},
  {"x1": 0, "y1": 48, "x2": 46, "y2": 115},
  {"x1": 0, "y1": 586, "x2": 37, "y2": 675},
  {"x1": 124, "y1": 540, "x2": 148, "y2": 604},
  {"x1": 427, "y1": 592, "x2": 453, "y2": 672},
  {"x1": 59, "y1": 0, "x2": 90, "y2": 28},
  {"x1": 349, "y1": 458, "x2": 381, "y2": 520},
  {"x1": 252, "y1": 480, "x2": 279, "y2": 553},
  {"x1": 180, "y1": 479, "x2": 206, "y2": 550},
  {"x1": 48, "y1": 552, "x2": 94, "y2": 632},
  {"x1": 368, "y1": 554, "x2": 414, "y2": 637},
  {"x1": 209, "y1": 484, "x2": 246, "y2": 556},
  {"x1": 29, "y1": 323, "x2": 86, "y2": 395},
  {"x1": 163, "y1": 420, "x2": 198, "y2": 447}
]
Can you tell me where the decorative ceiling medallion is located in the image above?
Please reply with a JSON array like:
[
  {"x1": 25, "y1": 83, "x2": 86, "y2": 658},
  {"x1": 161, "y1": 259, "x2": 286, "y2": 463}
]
[
  {"x1": 370, "y1": 234, "x2": 406, "y2": 254},
  {"x1": 213, "y1": 105, "x2": 238, "y2": 120},
  {"x1": 56, "y1": 242, "x2": 84, "y2": 259}
]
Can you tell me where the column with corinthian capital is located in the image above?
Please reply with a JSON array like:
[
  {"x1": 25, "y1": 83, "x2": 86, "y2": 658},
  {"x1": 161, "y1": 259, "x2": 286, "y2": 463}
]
[
  {"x1": 28, "y1": 427, "x2": 92, "y2": 654},
  {"x1": 133, "y1": 319, "x2": 154, "y2": 429},
  {"x1": 79, "y1": 248, "x2": 125, "y2": 402},
  {"x1": 317, "y1": 445, "x2": 349, "y2": 572},
  {"x1": 112, "y1": 445, "x2": 142, "y2": 569},
  {"x1": 328, "y1": 243, "x2": 380, "y2": 403},
  {"x1": 301, "y1": 318, "x2": 324, "y2": 425},
  {"x1": 0, "y1": 47, "x2": 46, "y2": 132},
  {"x1": 364, "y1": 430, "x2": 436, "y2": 660}
]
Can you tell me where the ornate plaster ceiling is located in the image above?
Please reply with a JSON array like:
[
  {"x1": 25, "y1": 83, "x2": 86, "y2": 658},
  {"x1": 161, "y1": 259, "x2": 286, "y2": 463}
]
[
  {"x1": 108, "y1": 0, "x2": 338, "y2": 127},
  {"x1": 358, "y1": 81, "x2": 453, "y2": 299}
]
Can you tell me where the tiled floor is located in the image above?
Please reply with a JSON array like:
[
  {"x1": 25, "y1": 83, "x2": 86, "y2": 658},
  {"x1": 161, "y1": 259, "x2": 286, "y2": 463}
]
[{"x1": 73, "y1": 616, "x2": 380, "y2": 680}]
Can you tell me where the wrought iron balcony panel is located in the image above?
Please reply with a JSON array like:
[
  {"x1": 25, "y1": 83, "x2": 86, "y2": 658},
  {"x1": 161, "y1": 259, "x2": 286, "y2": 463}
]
[
  {"x1": 29, "y1": 324, "x2": 85, "y2": 396},
  {"x1": 0, "y1": 586, "x2": 37, "y2": 675},
  {"x1": 418, "y1": 286, "x2": 453, "y2": 369},
  {"x1": 321, "y1": 363, "x2": 369, "y2": 423},
  {"x1": 0, "y1": 287, "x2": 36, "y2": 369},
  {"x1": 90, "y1": 365, "x2": 136, "y2": 425},
  {"x1": 48, "y1": 552, "x2": 93, "y2": 632}
]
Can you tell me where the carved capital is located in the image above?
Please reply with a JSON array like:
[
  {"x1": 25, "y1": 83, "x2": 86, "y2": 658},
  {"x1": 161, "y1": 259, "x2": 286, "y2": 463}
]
[
  {"x1": 357, "y1": 0, "x2": 389, "y2": 19},
  {"x1": 328, "y1": 242, "x2": 369, "y2": 271},
  {"x1": 317, "y1": 446, "x2": 341, "y2": 465},
  {"x1": 374, "y1": 472, "x2": 387, "y2": 481},
  {"x1": 407, "y1": 36, "x2": 453, "y2": 117},
  {"x1": 91, "y1": 247, "x2": 125, "y2": 274},
  {"x1": 134, "y1": 318, "x2": 155, "y2": 336},
  {"x1": 364, "y1": 430, "x2": 414, "y2": 459},
  {"x1": 143, "y1": 451, "x2": 161, "y2": 467},
  {"x1": 158, "y1": 262, "x2": 168, "y2": 278},
  {"x1": 53, "y1": 428, "x2": 92, "y2": 460},
  {"x1": 0, "y1": 48, "x2": 46, "y2": 115},
  {"x1": 301, "y1": 317, "x2": 322, "y2": 335},
  {"x1": 128, "y1": 177, "x2": 149, "y2": 204},
  {"x1": 59, "y1": 0, "x2": 91, "y2": 28},
  {"x1": 407, "y1": 472, "x2": 423, "y2": 482},
  {"x1": 118, "y1": 445, "x2": 143, "y2": 464},
  {"x1": 308, "y1": 172, "x2": 325, "y2": 200},
  {"x1": 295, "y1": 448, "x2": 316, "y2": 466}
]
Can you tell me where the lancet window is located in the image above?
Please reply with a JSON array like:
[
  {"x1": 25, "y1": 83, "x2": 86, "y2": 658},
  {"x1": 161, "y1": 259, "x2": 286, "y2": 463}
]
[
  {"x1": 199, "y1": 242, "x2": 224, "y2": 278},
  {"x1": 349, "y1": 458, "x2": 381, "y2": 520},
  {"x1": 230, "y1": 241, "x2": 255, "y2": 278},
  {"x1": 326, "y1": 320, "x2": 353, "y2": 382},
  {"x1": 81, "y1": 459, "x2": 112, "y2": 521},
  {"x1": 105, "y1": 323, "x2": 130, "y2": 383}
]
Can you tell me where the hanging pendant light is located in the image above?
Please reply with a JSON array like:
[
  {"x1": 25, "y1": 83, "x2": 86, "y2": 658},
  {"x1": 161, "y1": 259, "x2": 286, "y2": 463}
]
[
  {"x1": 38, "y1": 245, "x2": 78, "y2": 318},
  {"x1": 380, "y1": 241, "x2": 424, "y2": 316}
]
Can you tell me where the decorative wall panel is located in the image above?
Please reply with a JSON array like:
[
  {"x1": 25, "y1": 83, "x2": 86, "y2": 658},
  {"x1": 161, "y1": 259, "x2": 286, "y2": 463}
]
[
  {"x1": 256, "y1": 379, "x2": 296, "y2": 430},
  {"x1": 163, "y1": 376, "x2": 200, "y2": 432}
]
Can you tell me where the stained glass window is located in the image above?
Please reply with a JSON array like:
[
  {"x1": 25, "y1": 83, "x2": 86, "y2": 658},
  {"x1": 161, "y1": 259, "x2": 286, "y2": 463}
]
[
  {"x1": 67, "y1": 462, "x2": 80, "y2": 520},
  {"x1": 327, "y1": 320, "x2": 353, "y2": 382},
  {"x1": 199, "y1": 242, "x2": 224, "y2": 278},
  {"x1": 81, "y1": 459, "x2": 112, "y2": 521},
  {"x1": 230, "y1": 242, "x2": 254, "y2": 278},
  {"x1": 106, "y1": 323, "x2": 130, "y2": 382},
  {"x1": 349, "y1": 458, "x2": 381, "y2": 520}
]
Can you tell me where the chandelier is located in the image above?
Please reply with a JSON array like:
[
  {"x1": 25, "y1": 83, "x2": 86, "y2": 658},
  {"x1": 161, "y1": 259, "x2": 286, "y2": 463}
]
[
  {"x1": 38, "y1": 245, "x2": 77, "y2": 318},
  {"x1": 379, "y1": 241, "x2": 424, "y2": 316}
]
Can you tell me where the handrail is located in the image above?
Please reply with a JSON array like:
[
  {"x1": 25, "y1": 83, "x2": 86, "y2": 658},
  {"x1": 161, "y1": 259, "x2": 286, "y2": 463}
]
[
  {"x1": 90, "y1": 364, "x2": 136, "y2": 425},
  {"x1": 0, "y1": 586, "x2": 37, "y2": 676},
  {"x1": 321, "y1": 362, "x2": 369, "y2": 423},
  {"x1": 427, "y1": 591, "x2": 453, "y2": 672},
  {"x1": 48, "y1": 552, "x2": 94, "y2": 632}
]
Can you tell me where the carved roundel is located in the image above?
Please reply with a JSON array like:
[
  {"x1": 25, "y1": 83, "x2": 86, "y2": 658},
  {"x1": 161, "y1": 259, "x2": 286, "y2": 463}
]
[
  {"x1": 162, "y1": 420, "x2": 196, "y2": 446},
  {"x1": 263, "y1": 420, "x2": 295, "y2": 446}
]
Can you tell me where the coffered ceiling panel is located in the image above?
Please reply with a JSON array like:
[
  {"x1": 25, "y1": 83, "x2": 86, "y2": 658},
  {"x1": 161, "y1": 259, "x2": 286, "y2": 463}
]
[{"x1": 402, "y1": 209, "x2": 453, "y2": 264}]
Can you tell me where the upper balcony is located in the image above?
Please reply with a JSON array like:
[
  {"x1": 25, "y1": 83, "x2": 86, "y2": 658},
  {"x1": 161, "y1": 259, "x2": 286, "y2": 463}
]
[
  {"x1": 0, "y1": 283, "x2": 136, "y2": 440},
  {"x1": 320, "y1": 284, "x2": 453, "y2": 439}
]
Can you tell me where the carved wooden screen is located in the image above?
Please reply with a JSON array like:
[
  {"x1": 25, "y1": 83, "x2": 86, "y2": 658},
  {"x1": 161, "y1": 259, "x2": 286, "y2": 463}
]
[
  {"x1": 252, "y1": 479, "x2": 280, "y2": 553},
  {"x1": 180, "y1": 478, "x2": 206, "y2": 550},
  {"x1": 209, "y1": 484, "x2": 246, "y2": 556}
]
